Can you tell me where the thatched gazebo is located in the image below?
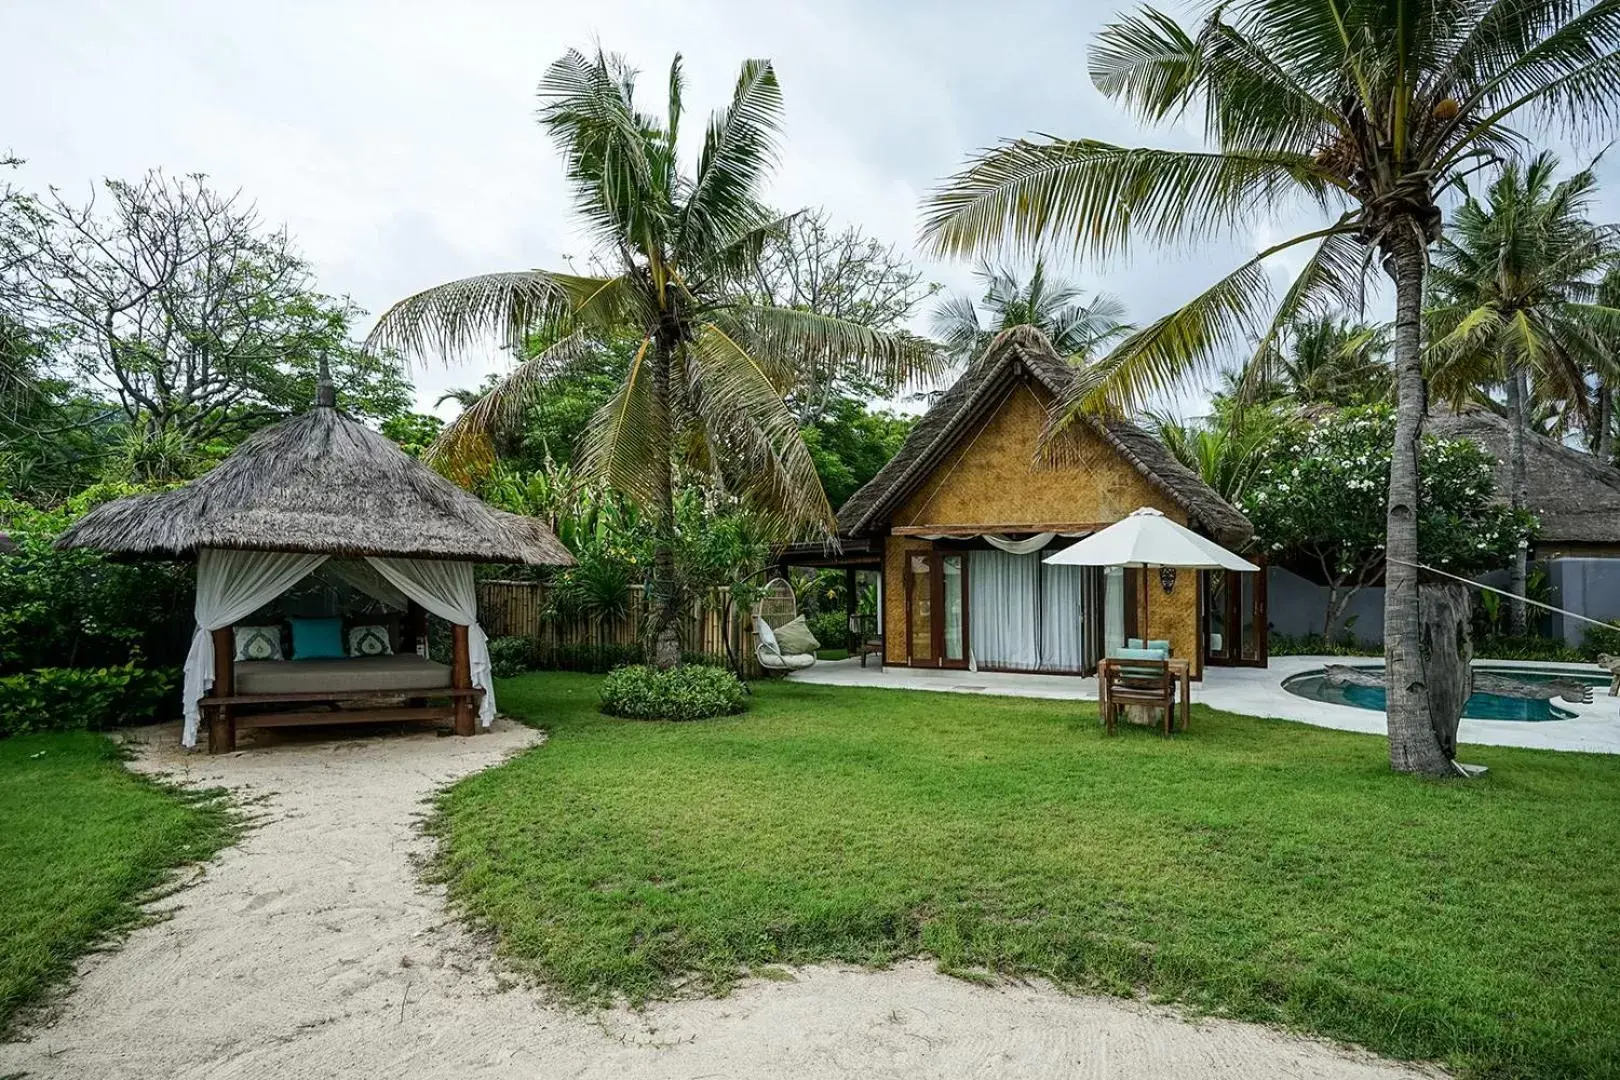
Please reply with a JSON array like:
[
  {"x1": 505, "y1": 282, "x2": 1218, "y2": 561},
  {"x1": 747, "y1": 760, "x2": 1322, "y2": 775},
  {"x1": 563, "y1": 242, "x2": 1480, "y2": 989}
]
[{"x1": 58, "y1": 382, "x2": 573, "y2": 752}]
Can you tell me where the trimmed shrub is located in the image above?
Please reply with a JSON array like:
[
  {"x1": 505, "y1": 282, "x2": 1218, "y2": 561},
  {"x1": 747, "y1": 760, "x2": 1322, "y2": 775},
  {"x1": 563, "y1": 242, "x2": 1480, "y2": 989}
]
[
  {"x1": 599, "y1": 664, "x2": 747, "y2": 722},
  {"x1": 807, "y1": 610, "x2": 848, "y2": 651},
  {"x1": 0, "y1": 664, "x2": 176, "y2": 738},
  {"x1": 489, "y1": 636, "x2": 541, "y2": 679}
]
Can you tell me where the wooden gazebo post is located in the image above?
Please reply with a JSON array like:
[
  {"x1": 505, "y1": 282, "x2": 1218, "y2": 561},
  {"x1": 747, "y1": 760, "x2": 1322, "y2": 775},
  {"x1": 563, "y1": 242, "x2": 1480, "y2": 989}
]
[
  {"x1": 208, "y1": 626, "x2": 236, "y2": 753},
  {"x1": 451, "y1": 623, "x2": 475, "y2": 737}
]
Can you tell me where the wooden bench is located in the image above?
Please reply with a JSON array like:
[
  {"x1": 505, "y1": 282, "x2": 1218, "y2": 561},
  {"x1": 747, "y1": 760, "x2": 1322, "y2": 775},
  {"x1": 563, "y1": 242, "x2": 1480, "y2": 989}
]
[{"x1": 202, "y1": 625, "x2": 481, "y2": 753}]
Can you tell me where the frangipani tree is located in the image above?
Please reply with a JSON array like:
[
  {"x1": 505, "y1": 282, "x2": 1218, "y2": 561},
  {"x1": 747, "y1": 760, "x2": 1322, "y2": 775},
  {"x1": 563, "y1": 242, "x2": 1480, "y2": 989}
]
[
  {"x1": 921, "y1": 0, "x2": 1620, "y2": 776},
  {"x1": 369, "y1": 49, "x2": 936, "y2": 667}
]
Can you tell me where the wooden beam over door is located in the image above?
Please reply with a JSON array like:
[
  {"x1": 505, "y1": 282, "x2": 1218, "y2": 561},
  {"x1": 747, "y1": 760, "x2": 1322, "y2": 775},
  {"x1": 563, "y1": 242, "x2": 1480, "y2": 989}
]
[{"x1": 890, "y1": 523, "x2": 1108, "y2": 537}]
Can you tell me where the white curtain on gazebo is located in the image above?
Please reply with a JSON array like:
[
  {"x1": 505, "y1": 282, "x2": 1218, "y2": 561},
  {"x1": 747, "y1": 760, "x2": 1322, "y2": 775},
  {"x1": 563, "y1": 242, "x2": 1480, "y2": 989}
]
[
  {"x1": 183, "y1": 548, "x2": 329, "y2": 747},
  {"x1": 368, "y1": 556, "x2": 496, "y2": 726}
]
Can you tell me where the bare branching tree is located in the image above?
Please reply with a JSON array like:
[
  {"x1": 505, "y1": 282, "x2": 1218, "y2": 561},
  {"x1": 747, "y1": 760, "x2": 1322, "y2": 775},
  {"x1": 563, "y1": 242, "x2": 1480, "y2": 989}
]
[{"x1": 3, "y1": 171, "x2": 399, "y2": 441}]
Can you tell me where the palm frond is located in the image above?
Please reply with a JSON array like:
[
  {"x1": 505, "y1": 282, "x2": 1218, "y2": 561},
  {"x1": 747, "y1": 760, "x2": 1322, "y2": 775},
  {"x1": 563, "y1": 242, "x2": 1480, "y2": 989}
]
[
  {"x1": 679, "y1": 59, "x2": 785, "y2": 258},
  {"x1": 684, "y1": 320, "x2": 833, "y2": 533},
  {"x1": 920, "y1": 138, "x2": 1342, "y2": 261},
  {"x1": 365, "y1": 271, "x2": 569, "y2": 360},
  {"x1": 575, "y1": 337, "x2": 665, "y2": 507},
  {"x1": 538, "y1": 48, "x2": 670, "y2": 256},
  {"x1": 727, "y1": 304, "x2": 946, "y2": 393},
  {"x1": 1089, "y1": 7, "x2": 1204, "y2": 120},
  {"x1": 422, "y1": 328, "x2": 602, "y2": 481}
]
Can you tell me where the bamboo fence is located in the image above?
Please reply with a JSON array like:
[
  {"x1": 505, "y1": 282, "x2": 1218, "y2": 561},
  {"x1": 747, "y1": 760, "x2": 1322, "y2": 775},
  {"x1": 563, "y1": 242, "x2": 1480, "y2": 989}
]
[{"x1": 477, "y1": 580, "x2": 761, "y2": 676}]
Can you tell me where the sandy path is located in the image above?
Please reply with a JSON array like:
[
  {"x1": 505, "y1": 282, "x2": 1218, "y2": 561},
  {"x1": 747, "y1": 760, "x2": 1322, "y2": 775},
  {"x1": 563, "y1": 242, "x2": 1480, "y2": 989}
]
[{"x1": 1, "y1": 720, "x2": 1440, "y2": 1080}]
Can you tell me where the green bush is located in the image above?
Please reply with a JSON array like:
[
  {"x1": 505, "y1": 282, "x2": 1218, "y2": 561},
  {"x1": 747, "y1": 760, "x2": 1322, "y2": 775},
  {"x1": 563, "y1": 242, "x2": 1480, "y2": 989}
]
[
  {"x1": 1475, "y1": 634, "x2": 1586, "y2": 663},
  {"x1": 489, "y1": 636, "x2": 541, "y2": 679},
  {"x1": 1268, "y1": 632, "x2": 1381, "y2": 657},
  {"x1": 807, "y1": 610, "x2": 848, "y2": 650},
  {"x1": 0, "y1": 664, "x2": 176, "y2": 738},
  {"x1": 599, "y1": 664, "x2": 747, "y2": 721},
  {"x1": 1581, "y1": 621, "x2": 1620, "y2": 660}
]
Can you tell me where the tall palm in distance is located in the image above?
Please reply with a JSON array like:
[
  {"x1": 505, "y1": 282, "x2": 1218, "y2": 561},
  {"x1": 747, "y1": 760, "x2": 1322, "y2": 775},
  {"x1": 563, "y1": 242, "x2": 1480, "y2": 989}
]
[
  {"x1": 368, "y1": 49, "x2": 936, "y2": 667},
  {"x1": 930, "y1": 258, "x2": 1130, "y2": 365},
  {"x1": 1234, "y1": 314, "x2": 1390, "y2": 408},
  {"x1": 920, "y1": 0, "x2": 1620, "y2": 776},
  {"x1": 1427, "y1": 153, "x2": 1620, "y2": 633}
]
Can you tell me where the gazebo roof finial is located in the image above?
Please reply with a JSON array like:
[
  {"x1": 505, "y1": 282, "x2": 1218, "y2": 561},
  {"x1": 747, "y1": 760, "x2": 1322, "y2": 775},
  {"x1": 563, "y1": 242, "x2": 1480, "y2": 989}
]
[{"x1": 315, "y1": 354, "x2": 336, "y2": 408}]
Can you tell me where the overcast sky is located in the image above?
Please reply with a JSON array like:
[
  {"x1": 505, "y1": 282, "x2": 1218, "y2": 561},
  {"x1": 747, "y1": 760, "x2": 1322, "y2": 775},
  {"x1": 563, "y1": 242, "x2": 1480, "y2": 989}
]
[{"x1": 8, "y1": 0, "x2": 1620, "y2": 418}]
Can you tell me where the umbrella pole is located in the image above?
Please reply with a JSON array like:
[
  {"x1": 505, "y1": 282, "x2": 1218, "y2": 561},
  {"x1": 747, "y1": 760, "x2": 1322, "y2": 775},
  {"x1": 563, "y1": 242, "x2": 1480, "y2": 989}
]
[{"x1": 1141, "y1": 563, "x2": 1150, "y2": 641}]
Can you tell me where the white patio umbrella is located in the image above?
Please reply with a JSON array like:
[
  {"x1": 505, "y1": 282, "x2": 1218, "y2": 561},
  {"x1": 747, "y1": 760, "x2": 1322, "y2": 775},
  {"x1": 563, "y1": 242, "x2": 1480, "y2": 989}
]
[{"x1": 1043, "y1": 507, "x2": 1258, "y2": 647}]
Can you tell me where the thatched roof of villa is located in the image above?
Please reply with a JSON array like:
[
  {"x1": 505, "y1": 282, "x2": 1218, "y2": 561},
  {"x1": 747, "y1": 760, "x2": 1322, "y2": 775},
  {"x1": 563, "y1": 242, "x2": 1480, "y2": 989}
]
[
  {"x1": 837, "y1": 325, "x2": 1254, "y2": 549},
  {"x1": 57, "y1": 404, "x2": 575, "y2": 566},
  {"x1": 1429, "y1": 407, "x2": 1620, "y2": 548}
]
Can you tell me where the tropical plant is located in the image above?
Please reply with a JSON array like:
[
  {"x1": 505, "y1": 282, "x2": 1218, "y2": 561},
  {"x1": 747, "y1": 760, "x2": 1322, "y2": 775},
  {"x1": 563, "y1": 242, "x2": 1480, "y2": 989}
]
[
  {"x1": 1427, "y1": 153, "x2": 1620, "y2": 632},
  {"x1": 368, "y1": 49, "x2": 935, "y2": 668},
  {"x1": 920, "y1": 0, "x2": 1620, "y2": 775},
  {"x1": 930, "y1": 258, "x2": 1129, "y2": 364}
]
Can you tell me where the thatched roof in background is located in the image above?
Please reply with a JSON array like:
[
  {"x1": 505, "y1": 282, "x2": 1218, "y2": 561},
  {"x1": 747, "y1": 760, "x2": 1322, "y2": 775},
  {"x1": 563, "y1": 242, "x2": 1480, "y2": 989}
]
[
  {"x1": 837, "y1": 326, "x2": 1255, "y2": 549},
  {"x1": 1429, "y1": 407, "x2": 1620, "y2": 547},
  {"x1": 57, "y1": 406, "x2": 575, "y2": 566}
]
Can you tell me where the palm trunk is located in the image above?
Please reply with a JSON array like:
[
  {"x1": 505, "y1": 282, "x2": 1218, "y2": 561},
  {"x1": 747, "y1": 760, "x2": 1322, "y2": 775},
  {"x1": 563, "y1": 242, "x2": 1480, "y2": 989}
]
[
  {"x1": 1598, "y1": 382, "x2": 1614, "y2": 462},
  {"x1": 647, "y1": 341, "x2": 683, "y2": 670},
  {"x1": 1505, "y1": 368, "x2": 1529, "y2": 636},
  {"x1": 1383, "y1": 228, "x2": 1452, "y2": 777}
]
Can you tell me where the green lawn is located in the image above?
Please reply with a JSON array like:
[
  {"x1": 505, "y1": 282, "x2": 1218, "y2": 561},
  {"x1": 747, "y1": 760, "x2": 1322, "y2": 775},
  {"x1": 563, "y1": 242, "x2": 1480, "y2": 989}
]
[
  {"x1": 0, "y1": 731, "x2": 236, "y2": 1036},
  {"x1": 437, "y1": 672, "x2": 1620, "y2": 1080}
]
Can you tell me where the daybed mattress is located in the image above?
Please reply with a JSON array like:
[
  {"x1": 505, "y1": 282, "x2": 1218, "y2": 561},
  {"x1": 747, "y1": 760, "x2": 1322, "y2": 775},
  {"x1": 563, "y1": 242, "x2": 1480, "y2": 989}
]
[{"x1": 234, "y1": 654, "x2": 453, "y2": 695}]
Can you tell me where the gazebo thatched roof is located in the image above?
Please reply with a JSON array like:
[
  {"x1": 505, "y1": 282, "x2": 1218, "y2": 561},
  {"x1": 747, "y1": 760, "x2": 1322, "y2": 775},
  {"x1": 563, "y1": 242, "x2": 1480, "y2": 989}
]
[
  {"x1": 836, "y1": 326, "x2": 1254, "y2": 549},
  {"x1": 1429, "y1": 407, "x2": 1620, "y2": 549},
  {"x1": 57, "y1": 404, "x2": 574, "y2": 566}
]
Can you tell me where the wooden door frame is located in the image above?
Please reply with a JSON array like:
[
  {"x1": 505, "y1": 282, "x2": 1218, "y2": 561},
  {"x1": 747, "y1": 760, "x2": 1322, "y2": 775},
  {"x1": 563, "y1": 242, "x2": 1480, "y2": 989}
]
[
  {"x1": 903, "y1": 546, "x2": 971, "y2": 669},
  {"x1": 1201, "y1": 564, "x2": 1269, "y2": 667}
]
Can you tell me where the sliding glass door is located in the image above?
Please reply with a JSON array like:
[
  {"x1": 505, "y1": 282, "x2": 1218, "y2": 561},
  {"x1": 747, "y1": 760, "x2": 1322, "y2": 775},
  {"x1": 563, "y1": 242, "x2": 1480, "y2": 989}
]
[{"x1": 1203, "y1": 567, "x2": 1267, "y2": 666}]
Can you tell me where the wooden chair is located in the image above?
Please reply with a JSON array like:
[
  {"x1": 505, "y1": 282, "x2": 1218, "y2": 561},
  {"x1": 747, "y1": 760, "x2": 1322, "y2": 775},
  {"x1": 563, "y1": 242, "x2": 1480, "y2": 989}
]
[
  {"x1": 851, "y1": 613, "x2": 883, "y2": 668},
  {"x1": 1098, "y1": 657, "x2": 1177, "y2": 736}
]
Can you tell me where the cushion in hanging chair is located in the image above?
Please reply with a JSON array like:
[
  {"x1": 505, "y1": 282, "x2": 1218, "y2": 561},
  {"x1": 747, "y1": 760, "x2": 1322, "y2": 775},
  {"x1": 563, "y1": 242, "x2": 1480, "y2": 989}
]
[{"x1": 773, "y1": 615, "x2": 820, "y2": 655}]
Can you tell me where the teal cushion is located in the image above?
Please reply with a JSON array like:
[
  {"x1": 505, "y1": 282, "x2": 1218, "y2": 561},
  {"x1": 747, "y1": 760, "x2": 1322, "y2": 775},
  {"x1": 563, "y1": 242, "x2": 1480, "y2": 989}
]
[
  {"x1": 1111, "y1": 645, "x2": 1169, "y2": 681},
  {"x1": 289, "y1": 616, "x2": 345, "y2": 660},
  {"x1": 1127, "y1": 638, "x2": 1172, "y2": 654}
]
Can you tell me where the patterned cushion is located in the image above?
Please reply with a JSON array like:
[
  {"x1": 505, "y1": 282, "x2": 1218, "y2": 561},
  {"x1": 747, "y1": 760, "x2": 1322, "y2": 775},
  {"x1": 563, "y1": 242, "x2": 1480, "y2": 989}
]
[
  {"x1": 348, "y1": 624, "x2": 394, "y2": 657},
  {"x1": 233, "y1": 624, "x2": 284, "y2": 662}
]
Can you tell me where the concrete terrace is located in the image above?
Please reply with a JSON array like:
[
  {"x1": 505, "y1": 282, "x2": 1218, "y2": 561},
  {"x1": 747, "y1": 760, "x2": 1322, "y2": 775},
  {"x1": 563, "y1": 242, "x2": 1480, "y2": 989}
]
[{"x1": 788, "y1": 654, "x2": 1620, "y2": 755}]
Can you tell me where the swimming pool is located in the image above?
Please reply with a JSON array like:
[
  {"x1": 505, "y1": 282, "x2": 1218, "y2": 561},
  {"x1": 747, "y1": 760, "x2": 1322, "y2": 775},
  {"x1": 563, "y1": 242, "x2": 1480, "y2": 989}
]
[{"x1": 1281, "y1": 665, "x2": 1609, "y2": 722}]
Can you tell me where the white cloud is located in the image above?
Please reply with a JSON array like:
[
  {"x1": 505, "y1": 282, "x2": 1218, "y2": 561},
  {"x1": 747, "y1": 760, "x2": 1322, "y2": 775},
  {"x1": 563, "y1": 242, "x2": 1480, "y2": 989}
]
[{"x1": 8, "y1": 0, "x2": 1620, "y2": 420}]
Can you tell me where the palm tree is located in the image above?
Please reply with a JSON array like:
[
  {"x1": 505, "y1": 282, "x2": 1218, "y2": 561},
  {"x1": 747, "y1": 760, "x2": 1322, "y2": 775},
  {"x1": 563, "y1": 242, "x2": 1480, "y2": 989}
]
[
  {"x1": 1427, "y1": 153, "x2": 1620, "y2": 633},
  {"x1": 369, "y1": 49, "x2": 934, "y2": 667},
  {"x1": 920, "y1": 0, "x2": 1620, "y2": 776},
  {"x1": 1148, "y1": 404, "x2": 1295, "y2": 504},
  {"x1": 930, "y1": 258, "x2": 1129, "y2": 363},
  {"x1": 1236, "y1": 314, "x2": 1391, "y2": 407}
]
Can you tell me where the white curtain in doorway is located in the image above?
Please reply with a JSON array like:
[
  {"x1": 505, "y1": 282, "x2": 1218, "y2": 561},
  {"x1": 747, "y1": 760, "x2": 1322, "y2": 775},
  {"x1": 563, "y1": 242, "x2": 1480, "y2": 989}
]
[
  {"x1": 183, "y1": 548, "x2": 329, "y2": 748},
  {"x1": 368, "y1": 557, "x2": 496, "y2": 727},
  {"x1": 1039, "y1": 563, "x2": 1085, "y2": 671},
  {"x1": 968, "y1": 550, "x2": 1039, "y2": 669}
]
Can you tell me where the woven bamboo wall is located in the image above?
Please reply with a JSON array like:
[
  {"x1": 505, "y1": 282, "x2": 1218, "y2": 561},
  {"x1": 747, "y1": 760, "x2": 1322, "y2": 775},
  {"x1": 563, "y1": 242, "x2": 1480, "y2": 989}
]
[
  {"x1": 882, "y1": 376, "x2": 1203, "y2": 673},
  {"x1": 477, "y1": 581, "x2": 760, "y2": 676}
]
